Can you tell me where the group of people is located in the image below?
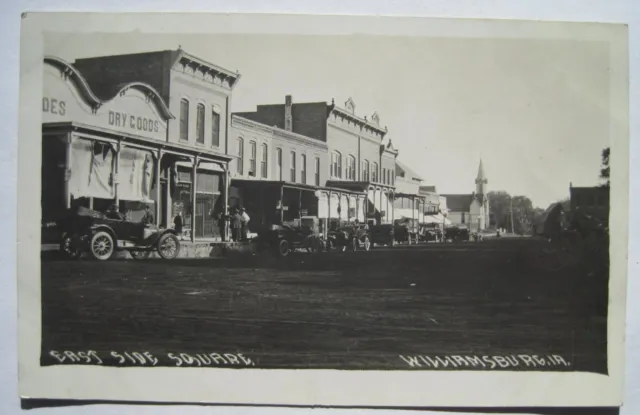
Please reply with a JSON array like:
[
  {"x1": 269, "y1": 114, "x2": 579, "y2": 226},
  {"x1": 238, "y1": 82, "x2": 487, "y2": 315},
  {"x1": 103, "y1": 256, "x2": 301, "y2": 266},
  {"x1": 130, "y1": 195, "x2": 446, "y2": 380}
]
[{"x1": 229, "y1": 207, "x2": 250, "y2": 242}]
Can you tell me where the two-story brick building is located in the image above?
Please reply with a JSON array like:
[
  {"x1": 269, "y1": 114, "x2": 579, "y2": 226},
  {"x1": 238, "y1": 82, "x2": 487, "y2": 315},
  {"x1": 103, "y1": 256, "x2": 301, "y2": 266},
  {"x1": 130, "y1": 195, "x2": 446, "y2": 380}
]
[
  {"x1": 237, "y1": 96, "x2": 397, "y2": 228},
  {"x1": 42, "y1": 49, "x2": 241, "y2": 242}
]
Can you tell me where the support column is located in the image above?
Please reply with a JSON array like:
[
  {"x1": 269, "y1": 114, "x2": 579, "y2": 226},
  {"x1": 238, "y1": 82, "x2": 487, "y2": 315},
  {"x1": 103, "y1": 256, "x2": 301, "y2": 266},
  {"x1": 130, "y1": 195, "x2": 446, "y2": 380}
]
[
  {"x1": 279, "y1": 185, "x2": 284, "y2": 224},
  {"x1": 113, "y1": 142, "x2": 121, "y2": 211},
  {"x1": 155, "y1": 150, "x2": 162, "y2": 226},
  {"x1": 223, "y1": 167, "x2": 230, "y2": 242},
  {"x1": 191, "y1": 156, "x2": 199, "y2": 243},
  {"x1": 63, "y1": 133, "x2": 73, "y2": 209}
]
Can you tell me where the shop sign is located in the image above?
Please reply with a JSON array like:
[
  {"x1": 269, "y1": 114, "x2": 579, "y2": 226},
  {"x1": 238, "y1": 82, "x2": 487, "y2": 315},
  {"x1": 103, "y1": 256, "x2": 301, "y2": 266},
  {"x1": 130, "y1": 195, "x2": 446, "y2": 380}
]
[{"x1": 42, "y1": 62, "x2": 168, "y2": 141}]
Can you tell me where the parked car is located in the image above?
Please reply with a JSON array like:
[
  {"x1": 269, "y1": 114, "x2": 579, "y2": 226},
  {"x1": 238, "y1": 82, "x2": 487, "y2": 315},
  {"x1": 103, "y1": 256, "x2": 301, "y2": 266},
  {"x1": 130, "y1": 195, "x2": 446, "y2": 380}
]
[
  {"x1": 445, "y1": 226, "x2": 470, "y2": 243},
  {"x1": 327, "y1": 223, "x2": 371, "y2": 252},
  {"x1": 419, "y1": 225, "x2": 442, "y2": 242},
  {"x1": 57, "y1": 206, "x2": 181, "y2": 260},
  {"x1": 369, "y1": 223, "x2": 395, "y2": 247},
  {"x1": 255, "y1": 217, "x2": 324, "y2": 257},
  {"x1": 394, "y1": 218, "x2": 420, "y2": 244}
]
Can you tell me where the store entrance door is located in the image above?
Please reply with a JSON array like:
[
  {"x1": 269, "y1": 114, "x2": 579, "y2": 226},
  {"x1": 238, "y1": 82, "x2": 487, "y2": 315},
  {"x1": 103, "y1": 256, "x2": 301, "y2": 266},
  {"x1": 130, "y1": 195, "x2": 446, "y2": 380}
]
[{"x1": 195, "y1": 193, "x2": 215, "y2": 239}]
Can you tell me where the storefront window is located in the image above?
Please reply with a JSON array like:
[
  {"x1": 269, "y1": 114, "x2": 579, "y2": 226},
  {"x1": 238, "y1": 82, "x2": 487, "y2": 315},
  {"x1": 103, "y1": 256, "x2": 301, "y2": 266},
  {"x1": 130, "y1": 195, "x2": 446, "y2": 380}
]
[
  {"x1": 195, "y1": 170, "x2": 222, "y2": 239},
  {"x1": 180, "y1": 99, "x2": 189, "y2": 141},
  {"x1": 196, "y1": 103, "x2": 205, "y2": 144},
  {"x1": 261, "y1": 144, "x2": 268, "y2": 178},
  {"x1": 211, "y1": 108, "x2": 221, "y2": 147}
]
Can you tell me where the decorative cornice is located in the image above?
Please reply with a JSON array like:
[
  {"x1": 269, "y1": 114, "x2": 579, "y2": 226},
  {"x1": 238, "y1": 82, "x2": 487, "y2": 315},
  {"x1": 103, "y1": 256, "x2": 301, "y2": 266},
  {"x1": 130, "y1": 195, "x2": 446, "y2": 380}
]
[
  {"x1": 174, "y1": 50, "x2": 241, "y2": 89},
  {"x1": 44, "y1": 55, "x2": 175, "y2": 120},
  {"x1": 330, "y1": 106, "x2": 387, "y2": 136}
]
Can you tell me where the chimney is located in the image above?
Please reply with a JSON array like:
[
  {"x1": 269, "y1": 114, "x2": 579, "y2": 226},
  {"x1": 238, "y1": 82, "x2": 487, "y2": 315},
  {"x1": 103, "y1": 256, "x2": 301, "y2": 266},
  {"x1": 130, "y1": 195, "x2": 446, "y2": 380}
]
[{"x1": 284, "y1": 95, "x2": 293, "y2": 131}]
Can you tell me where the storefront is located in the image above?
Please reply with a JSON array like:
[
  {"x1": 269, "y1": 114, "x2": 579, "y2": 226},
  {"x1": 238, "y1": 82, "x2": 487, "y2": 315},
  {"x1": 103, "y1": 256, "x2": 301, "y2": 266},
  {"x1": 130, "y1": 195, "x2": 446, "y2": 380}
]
[
  {"x1": 41, "y1": 56, "x2": 232, "y2": 243},
  {"x1": 326, "y1": 180, "x2": 394, "y2": 226}
]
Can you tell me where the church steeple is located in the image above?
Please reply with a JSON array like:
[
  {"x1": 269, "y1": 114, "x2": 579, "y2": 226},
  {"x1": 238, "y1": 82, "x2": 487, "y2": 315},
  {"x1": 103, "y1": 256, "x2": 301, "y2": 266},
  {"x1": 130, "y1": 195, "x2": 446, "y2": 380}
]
[{"x1": 475, "y1": 159, "x2": 487, "y2": 194}]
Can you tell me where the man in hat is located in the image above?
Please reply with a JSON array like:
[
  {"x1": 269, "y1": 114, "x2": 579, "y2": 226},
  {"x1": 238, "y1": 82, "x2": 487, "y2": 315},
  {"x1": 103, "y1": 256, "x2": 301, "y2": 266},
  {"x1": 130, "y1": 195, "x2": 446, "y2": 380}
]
[{"x1": 141, "y1": 205, "x2": 155, "y2": 225}]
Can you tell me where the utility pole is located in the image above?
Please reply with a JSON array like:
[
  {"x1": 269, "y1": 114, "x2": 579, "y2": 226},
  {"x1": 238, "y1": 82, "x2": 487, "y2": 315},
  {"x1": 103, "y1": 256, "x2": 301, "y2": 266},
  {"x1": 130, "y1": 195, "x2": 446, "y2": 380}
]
[{"x1": 510, "y1": 196, "x2": 515, "y2": 234}]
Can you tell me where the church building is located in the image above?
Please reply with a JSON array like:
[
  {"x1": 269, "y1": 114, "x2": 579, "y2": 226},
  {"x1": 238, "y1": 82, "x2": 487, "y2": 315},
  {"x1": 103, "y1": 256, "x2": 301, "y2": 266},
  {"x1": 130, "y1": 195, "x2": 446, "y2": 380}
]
[{"x1": 440, "y1": 160, "x2": 490, "y2": 231}]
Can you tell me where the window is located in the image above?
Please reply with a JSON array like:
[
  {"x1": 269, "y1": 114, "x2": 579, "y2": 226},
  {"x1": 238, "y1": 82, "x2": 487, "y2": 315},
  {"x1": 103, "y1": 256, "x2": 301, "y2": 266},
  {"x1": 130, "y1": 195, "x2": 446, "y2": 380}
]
[
  {"x1": 382, "y1": 168, "x2": 387, "y2": 184},
  {"x1": 249, "y1": 141, "x2": 257, "y2": 177},
  {"x1": 346, "y1": 155, "x2": 356, "y2": 180},
  {"x1": 290, "y1": 151, "x2": 296, "y2": 182},
  {"x1": 372, "y1": 162, "x2": 379, "y2": 183},
  {"x1": 301, "y1": 154, "x2": 307, "y2": 184},
  {"x1": 362, "y1": 160, "x2": 370, "y2": 182},
  {"x1": 331, "y1": 151, "x2": 342, "y2": 178},
  {"x1": 236, "y1": 138, "x2": 244, "y2": 175},
  {"x1": 196, "y1": 103, "x2": 205, "y2": 144},
  {"x1": 315, "y1": 157, "x2": 320, "y2": 186},
  {"x1": 179, "y1": 99, "x2": 189, "y2": 141},
  {"x1": 276, "y1": 148, "x2": 283, "y2": 180},
  {"x1": 211, "y1": 108, "x2": 221, "y2": 147},
  {"x1": 261, "y1": 143, "x2": 268, "y2": 178}
]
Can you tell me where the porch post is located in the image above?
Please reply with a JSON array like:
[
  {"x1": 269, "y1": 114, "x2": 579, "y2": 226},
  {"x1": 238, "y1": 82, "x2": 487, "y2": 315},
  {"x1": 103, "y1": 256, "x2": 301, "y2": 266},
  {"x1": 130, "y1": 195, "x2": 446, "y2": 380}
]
[
  {"x1": 155, "y1": 150, "x2": 162, "y2": 226},
  {"x1": 113, "y1": 141, "x2": 121, "y2": 211},
  {"x1": 298, "y1": 188, "x2": 302, "y2": 219},
  {"x1": 327, "y1": 190, "x2": 332, "y2": 228},
  {"x1": 63, "y1": 133, "x2": 73, "y2": 209},
  {"x1": 191, "y1": 156, "x2": 199, "y2": 243},
  {"x1": 223, "y1": 166, "x2": 230, "y2": 242},
  {"x1": 279, "y1": 185, "x2": 284, "y2": 223},
  {"x1": 165, "y1": 160, "x2": 172, "y2": 232}
]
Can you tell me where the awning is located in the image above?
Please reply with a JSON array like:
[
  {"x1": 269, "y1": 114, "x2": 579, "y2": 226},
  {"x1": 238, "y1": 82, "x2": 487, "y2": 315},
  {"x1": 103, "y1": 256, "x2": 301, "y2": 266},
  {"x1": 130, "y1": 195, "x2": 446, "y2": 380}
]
[{"x1": 396, "y1": 207, "x2": 418, "y2": 220}]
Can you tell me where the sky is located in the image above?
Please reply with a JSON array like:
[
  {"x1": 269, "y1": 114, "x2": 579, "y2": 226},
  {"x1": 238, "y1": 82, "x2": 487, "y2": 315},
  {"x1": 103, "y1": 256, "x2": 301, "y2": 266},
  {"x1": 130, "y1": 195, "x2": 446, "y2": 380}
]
[{"x1": 44, "y1": 33, "x2": 611, "y2": 208}]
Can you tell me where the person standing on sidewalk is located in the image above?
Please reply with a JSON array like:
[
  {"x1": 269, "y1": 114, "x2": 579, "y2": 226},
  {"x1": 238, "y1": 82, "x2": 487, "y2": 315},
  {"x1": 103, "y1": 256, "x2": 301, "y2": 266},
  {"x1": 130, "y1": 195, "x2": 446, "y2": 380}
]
[{"x1": 240, "y1": 207, "x2": 251, "y2": 241}]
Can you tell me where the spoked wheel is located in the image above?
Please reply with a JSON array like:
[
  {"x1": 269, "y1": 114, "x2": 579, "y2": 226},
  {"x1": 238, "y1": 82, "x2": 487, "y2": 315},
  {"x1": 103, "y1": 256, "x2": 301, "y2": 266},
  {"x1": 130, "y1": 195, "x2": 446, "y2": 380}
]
[
  {"x1": 363, "y1": 236, "x2": 371, "y2": 252},
  {"x1": 90, "y1": 231, "x2": 114, "y2": 261},
  {"x1": 130, "y1": 250, "x2": 151, "y2": 260},
  {"x1": 277, "y1": 239, "x2": 291, "y2": 257},
  {"x1": 60, "y1": 234, "x2": 82, "y2": 259},
  {"x1": 157, "y1": 233, "x2": 180, "y2": 259}
]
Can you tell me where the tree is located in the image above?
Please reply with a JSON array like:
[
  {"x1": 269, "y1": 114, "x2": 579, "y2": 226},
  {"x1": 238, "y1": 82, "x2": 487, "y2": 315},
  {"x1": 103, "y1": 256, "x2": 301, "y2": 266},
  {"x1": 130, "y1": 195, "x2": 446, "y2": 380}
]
[
  {"x1": 600, "y1": 147, "x2": 610, "y2": 187},
  {"x1": 487, "y1": 191, "x2": 511, "y2": 229},
  {"x1": 488, "y1": 191, "x2": 537, "y2": 234}
]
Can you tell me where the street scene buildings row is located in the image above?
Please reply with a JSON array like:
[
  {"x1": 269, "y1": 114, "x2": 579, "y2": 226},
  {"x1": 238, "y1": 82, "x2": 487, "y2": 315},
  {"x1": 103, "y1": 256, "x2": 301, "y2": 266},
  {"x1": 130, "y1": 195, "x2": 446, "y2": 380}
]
[{"x1": 40, "y1": 47, "x2": 532, "y2": 244}]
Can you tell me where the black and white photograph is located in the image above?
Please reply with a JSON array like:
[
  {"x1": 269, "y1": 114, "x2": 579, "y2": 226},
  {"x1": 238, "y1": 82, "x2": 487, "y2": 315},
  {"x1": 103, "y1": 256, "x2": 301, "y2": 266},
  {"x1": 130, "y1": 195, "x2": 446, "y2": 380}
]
[{"x1": 18, "y1": 13, "x2": 629, "y2": 408}]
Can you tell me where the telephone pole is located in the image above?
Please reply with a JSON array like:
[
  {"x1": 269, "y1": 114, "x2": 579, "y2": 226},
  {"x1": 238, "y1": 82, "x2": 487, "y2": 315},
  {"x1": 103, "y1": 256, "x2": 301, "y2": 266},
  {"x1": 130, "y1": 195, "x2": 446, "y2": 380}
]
[{"x1": 510, "y1": 196, "x2": 515, "y2": 234}]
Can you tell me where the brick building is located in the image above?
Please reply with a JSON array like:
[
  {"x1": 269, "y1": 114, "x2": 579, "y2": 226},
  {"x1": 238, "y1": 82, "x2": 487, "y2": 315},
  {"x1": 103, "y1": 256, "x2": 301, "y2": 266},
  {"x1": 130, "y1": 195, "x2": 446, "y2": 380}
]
[
  {"x1": 237, "y1": 96, "x2": 397, "y2": 227},
  {"x1": 42, "y1": 49, "x2": 240, "y2": 242}
]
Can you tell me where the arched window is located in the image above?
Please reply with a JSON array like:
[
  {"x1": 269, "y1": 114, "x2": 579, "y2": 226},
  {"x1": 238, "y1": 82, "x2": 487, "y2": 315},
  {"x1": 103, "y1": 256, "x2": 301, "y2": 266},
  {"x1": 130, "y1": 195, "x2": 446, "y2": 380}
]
[
  {"x1": 236, "y1": 137, "x2": 244, "y2": 175},
  {"x1": 372, "y1": 162, "x2": 379, "y2": 183},
  {"x1": 301, "y1": 154, "x2": 307, "y2": 184},
  {"x1": 179, "y1": 99, "x2": 189, "y2": 141},
  {"x1": 261, "y1": 143, "x2": 268, "y2": 178},
  {"x1": 196, "y1": 103, "x2": 205, "y2": 144},
  {"x1": 331, "y1": 151, "x2": 342, "y2": 179},
  {"x1": 211, "y1": 106, "x2": 221, "y2": 147},
  {"x1": 276, "y1": 148, "x2": 283, "y2": 180},
  {"x1": 382, "y1": 167, "x2": 387, "y2": 184},
  {"x1": 249, "y1": 141, "x2": 257, "y2": 176},
  {"x1": 362, "y1": 160, "x2": 370, "y2": 182},
  {"x1": 290, "y1": 151, "x2": 297, "y2": 182},
  {"x1": 346, "y1": 155, "x2": 356, "y2": 180}
]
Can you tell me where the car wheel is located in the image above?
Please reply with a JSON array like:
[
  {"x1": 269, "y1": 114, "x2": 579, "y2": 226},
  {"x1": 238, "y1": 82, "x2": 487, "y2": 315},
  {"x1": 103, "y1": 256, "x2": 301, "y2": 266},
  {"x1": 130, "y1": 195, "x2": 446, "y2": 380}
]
[
  {"x1": 278, "y1": 239, "x2": 290, "y2": 257},
  {"x1": 60, "y1": 233, "x2": 82, "y2": 259},
  {"x1": 157, "y1": 234, "x2": 180, "y2": 259},
  {"x1": 90, "y1": 231, "x2": 114, "y2": 261},
  {"x1": 363, "y1": 236, "x2": 371, "y2": 252}
]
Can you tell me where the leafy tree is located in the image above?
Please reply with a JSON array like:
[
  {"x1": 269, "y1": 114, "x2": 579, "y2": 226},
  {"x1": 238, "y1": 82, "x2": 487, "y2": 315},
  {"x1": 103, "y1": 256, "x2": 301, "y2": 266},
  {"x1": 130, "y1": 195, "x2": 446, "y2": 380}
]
[
  {"x1": 600, "y1": 147, "x2": 610, "y2": 187},
  {"x1": 488, "y1": 191, "x2": 538, "y2": 234}
]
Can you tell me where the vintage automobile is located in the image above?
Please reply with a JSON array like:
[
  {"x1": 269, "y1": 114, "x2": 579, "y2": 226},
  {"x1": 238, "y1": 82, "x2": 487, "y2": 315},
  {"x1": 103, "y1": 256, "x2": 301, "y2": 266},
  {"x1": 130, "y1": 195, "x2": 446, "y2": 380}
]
[
  {"x1": 419, "y1": 224, "x2": 442, "y2": 242},
  {"x1": 255, "y1": 216, "x2": 324, "y2": 257},
  {"x1": 57, "y1": 206, "x2": 181, "y2": 261},
  {"x1": 444, "y1": 226, "x2": 470, "y2": 243},
  {"x1": 368, "y1": 223, "x2": 395, "y2": 247},
  {"x1": 327, "y1": 223, "x2": 372, "y2": 252},
  {"x1": 393, "y1": 218, "x2": 420, "y2": 244}
]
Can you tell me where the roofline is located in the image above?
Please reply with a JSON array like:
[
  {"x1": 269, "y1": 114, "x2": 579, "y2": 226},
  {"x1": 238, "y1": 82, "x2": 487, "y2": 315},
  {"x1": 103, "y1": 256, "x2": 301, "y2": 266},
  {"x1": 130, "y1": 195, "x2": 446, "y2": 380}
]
[
  {"x1": 175, "y1": 49, "x2": 241, "y2": 88},
  {"x1": 330, "y1": 104, "x2": 388, "y2": 135},
  {"x1": 44, "y1": 55, "x2": 175, "y2": 120}
]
